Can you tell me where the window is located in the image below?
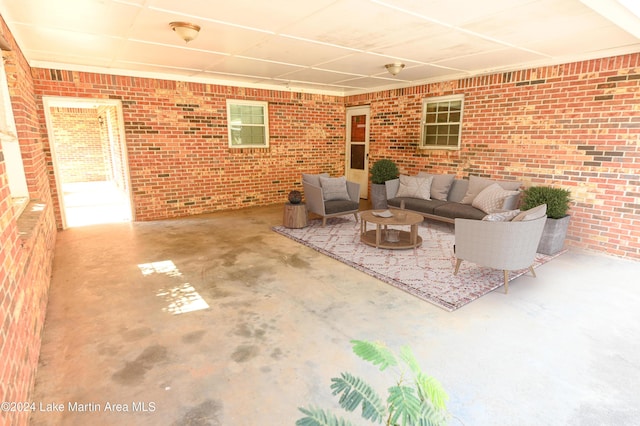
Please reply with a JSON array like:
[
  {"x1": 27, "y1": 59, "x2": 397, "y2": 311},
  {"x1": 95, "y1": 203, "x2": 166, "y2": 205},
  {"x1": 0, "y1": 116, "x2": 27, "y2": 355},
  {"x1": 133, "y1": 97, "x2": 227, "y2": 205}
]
[
  {"x1": 420, "y1": 95, "x2": 464, "y2": 150},
  {"x1": 226, "y1": 100, "x2": 269, "y2": 148},
  {"x1": 0, "y1": 53, "x2": 29, "y2": 215}
]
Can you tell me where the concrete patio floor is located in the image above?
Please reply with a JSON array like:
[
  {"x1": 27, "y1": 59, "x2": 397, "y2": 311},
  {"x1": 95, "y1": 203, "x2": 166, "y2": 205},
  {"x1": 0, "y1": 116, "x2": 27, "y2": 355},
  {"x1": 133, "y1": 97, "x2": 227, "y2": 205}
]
[{"x1": 30, "y1": 204, "x2": 640, "y2": 425}]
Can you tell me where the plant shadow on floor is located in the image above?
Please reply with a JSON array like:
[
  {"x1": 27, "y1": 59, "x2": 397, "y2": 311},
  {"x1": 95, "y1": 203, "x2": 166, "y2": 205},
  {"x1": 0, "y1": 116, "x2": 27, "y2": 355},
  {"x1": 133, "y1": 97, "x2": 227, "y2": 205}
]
[{"x1": 297, "y1": 340, "x2": 450, "y2": 426}]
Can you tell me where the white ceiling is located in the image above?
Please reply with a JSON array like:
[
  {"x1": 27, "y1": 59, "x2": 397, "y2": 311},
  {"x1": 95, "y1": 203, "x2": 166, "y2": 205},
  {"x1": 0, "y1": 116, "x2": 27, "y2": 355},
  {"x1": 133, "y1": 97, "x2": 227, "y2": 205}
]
[{"x1": 1, "y1": 0, "x2": 640, "y2": 96}]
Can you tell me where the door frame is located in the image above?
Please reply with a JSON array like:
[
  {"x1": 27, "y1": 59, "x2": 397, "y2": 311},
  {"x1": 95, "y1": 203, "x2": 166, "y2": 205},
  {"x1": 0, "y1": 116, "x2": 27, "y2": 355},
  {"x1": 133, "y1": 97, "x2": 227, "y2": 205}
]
[
  {"x1": 43, "y1": 96, "x2": 133, "y2": 229},
  {"x1": 345, "y1": 105, "x2": 370, "y2": 199}
]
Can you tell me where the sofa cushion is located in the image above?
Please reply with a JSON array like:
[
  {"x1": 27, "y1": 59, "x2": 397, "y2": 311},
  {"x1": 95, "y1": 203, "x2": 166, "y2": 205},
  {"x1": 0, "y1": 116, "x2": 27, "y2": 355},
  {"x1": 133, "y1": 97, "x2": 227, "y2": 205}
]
[
  {"x1": 396, "y1": 174, "x2": 433, "y2": 200},
  {"x1": 433, "y1": 203, "x2": 487, "y2": 220},
  {"x1": 447, "y1": 179, "x2": 469, "y2": 203},
  {"x1": 319, "y1": 176, "x2": 351, "y2": 201},
  {"x1": 460, "y1": 175, "x2": 522, "y2": 204},
  {"x1": 482, "y1": 209, "x2": 522, "y2": 222},
  {"x1": 387, "y1": 197, "x2": 447, "y2": 215},
  {"x1": 472, "y1": 183, "x2": 520, "y2": 214},
  {"x1": 302, "y1": 172, "x2": 329, "y2": 187},
  {"x1": 513, "y1": 204, "x2": 547, "y2": 221},
  {"x1": 417, "y1": 172, "x2": 455, "y2": 201}
]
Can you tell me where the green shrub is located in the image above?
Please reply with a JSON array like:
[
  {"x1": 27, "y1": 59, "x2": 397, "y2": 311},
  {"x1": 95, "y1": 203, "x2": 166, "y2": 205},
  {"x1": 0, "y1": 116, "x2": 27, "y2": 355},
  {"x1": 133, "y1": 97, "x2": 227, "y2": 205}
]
[
  {"x1": 521, "y1": 186, "x2": 571, "y2": 219},
  {"x1": 370, "y1": 159, "x2": 399, "y2": 184},
  {"x1": 297, "y1": 340, "x2": 449, "y2": 426}
]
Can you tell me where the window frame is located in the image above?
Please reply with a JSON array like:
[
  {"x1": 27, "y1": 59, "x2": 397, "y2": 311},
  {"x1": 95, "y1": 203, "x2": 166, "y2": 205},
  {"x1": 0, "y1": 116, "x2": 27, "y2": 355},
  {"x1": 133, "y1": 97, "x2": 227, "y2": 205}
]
[
  {"x1": 419, "y1": 94, "x2": 464, "y2": 150},
  {"x1": 226, "y1": 99, "x2": 270, "y2": 148},
  {"x1": 0, "y1": 52, "x2": 29, "y2": 216}
]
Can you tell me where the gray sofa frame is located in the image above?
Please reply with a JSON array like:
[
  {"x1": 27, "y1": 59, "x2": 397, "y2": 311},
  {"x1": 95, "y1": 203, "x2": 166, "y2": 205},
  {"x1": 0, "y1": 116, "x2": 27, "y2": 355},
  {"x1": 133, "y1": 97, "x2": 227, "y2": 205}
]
[{"x1": 385, "y1": 177, "x2": 522, "y2": 223}]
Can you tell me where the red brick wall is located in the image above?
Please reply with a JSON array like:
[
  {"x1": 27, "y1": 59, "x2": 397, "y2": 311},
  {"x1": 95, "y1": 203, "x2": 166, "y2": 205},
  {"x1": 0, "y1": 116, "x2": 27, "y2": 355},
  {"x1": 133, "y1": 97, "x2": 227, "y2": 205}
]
[
  {"x1": 32, "y1": 74, "x2": 346, "y2": 222},
  {"x1": 0, "y1": 17, "x2": 57, "y2": 426},
  {"x1": 346, "y1": 54, "x2": 640, "y2": 260},
  {"x1": 49, "y1": 107, "x2": 110, "y2": 184}
]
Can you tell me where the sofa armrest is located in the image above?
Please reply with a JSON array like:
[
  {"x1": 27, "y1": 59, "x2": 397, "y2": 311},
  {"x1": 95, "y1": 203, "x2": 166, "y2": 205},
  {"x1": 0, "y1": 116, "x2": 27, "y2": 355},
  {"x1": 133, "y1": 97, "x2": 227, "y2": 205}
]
[
  {"x1": 385, "y1": 178, "x2": 400, "y2": 199},
  {"x1": 346, "y1": 181, "x2": 360, "y2": 202}
]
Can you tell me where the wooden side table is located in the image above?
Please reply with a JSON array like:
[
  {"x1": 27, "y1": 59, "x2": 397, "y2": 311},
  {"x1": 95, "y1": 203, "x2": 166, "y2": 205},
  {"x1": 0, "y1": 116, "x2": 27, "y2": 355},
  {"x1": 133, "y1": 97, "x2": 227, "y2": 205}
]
[{"x1": 283, "y1": 203, "x2": 308, "y2": 228}]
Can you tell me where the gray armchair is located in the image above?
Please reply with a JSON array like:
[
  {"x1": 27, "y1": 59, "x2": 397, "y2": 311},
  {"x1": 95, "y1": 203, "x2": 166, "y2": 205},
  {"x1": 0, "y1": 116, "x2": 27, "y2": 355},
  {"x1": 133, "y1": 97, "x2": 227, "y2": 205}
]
[
  {"x1": 453, "y1": 205, "x2": 547, "y2": 293},
  {"x1": 302, "y1": 173, "x2": 360, "y2": 226}
]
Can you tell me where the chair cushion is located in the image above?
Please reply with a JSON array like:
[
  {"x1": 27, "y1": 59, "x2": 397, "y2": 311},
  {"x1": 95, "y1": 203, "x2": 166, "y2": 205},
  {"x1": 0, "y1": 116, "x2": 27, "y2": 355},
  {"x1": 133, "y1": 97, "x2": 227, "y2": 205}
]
[
  {"x1": 302, "y1": 172, "x2": 329, "y2": 187},
  {"x1": 417, "y1": 173, "x2": 455, "y2": 201},
  {"x1": 395, "y1": 174, "x2": 433, "y2": 200},
  {"x1": 324, "y1": 199, "x2": 359, "y2": 215},
  {"x1": 512, "y1": 204, "x2": 547, "y2": 221},
  {"x1": 460, "y1": 175, "x2": 522, "y2": 204},
  {"x1": 482, "y1": 209, "x2": 521, "y2": 221},
  {"x1": 472, "y1": 183, "x2": 520, "y2": 214},
  {"x1": 319, "y1": 176, "x2": 351, "y2": 201}
]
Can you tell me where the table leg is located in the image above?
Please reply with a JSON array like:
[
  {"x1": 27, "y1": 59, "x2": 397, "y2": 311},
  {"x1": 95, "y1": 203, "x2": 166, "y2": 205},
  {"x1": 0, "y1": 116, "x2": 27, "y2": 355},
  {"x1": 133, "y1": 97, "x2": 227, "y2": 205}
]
[
  {"x1": 375, "y1": 224, "x2": 381, "y2": 247},
  {"x1": 410, "y1": 224, "x2": 417, "y2": 245}
]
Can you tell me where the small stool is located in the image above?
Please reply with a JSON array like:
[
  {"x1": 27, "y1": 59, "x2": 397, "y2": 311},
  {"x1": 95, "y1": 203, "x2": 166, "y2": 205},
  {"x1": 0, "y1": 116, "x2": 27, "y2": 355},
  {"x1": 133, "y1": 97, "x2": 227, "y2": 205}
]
[{"x1": 283, "y1": 202, "x2": 308, "y2": 228}]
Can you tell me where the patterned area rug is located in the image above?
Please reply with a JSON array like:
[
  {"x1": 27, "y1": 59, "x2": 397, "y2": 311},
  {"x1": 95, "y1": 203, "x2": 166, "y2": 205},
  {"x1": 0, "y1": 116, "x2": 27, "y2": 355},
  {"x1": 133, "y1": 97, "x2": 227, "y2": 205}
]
[{"x1": 273, "y1": 216, "x2": 564, "y2": 311}]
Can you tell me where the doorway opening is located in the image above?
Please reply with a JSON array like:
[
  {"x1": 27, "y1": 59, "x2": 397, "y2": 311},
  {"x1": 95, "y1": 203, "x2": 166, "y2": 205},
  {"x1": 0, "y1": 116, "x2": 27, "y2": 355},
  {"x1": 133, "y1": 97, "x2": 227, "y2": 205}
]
[{"x1": 43, "y1": 97, "x2": 132, "y2": 228}]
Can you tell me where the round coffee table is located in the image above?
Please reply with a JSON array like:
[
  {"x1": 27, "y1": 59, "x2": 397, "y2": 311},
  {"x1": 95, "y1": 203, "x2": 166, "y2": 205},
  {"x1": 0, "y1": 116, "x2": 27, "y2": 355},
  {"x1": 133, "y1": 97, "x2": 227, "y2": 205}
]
[{"x1": 360, "y1": 209, "x2": 423, "y2": 249}]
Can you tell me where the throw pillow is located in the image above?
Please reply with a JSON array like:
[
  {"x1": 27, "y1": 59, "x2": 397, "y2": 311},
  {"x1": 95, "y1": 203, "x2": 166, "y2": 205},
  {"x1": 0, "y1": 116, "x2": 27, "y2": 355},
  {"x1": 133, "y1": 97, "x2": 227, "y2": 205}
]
[
  {"x1": 395, "y1": 175, "x2": 433, "y2": 200},
  {"x1": 472, "y1": 183, "x2": 520, "y2": 214},
  {"x1": 302, "y1": 172, "x2": 330, "y2": 187},
  {"x1": 460, "y1": 175, "x2": 522, "y2": 204},
  {"x1": 482, "y1": 209, "x2": 521, "y2": 222},
  {"x1": 512, "y1": 204, "x2": 547, "y2": 221},
  {"x1": 417, "y1": 172, "x2": 455, "y2": 201},
  {"x1": 319, "y1": 176, "x2": 351, "y2": 201}
]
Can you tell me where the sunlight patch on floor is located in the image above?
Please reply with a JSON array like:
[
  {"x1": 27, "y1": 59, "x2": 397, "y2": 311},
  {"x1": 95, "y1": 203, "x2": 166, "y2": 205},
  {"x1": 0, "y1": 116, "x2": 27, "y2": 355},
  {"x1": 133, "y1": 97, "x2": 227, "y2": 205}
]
[{"x1": 138, "y1": 259, "x2": 210, "y2": 315}]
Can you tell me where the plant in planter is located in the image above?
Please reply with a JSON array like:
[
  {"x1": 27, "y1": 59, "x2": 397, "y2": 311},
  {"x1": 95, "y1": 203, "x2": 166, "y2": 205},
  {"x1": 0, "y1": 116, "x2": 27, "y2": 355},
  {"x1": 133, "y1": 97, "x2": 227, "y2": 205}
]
[
  {"x1": 521, "y1": 186, "x2": 572, "y2": 255},
  {"x1": 370, "y1": 159, "x2": 399, "y2": 209},
  {"x1": 297, "y1": 340, "x2": 449, "y2": 426}
]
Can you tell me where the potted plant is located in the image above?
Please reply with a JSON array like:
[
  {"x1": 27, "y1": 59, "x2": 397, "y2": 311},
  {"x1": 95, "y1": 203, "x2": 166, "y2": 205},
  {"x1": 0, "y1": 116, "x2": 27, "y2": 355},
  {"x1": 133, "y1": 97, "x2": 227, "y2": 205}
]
[
  {"x1": 370, "y1": 159, "x2": 399, "y2": 209},
  {"x1": 521, "y1": 186, "x2": 571, "y2": 255}
]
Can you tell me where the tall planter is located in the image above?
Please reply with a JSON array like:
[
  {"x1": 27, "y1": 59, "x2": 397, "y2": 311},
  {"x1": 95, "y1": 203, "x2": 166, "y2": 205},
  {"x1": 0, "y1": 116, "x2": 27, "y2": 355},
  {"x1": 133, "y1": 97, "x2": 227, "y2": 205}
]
[
  {"x1": 538, "y1": 215, "x2": 570, "y2": 255},
  {"x1": 370, "y1": 159, "x2": 398, "y2": 210},
  {"x1": 370, "y1": 183, "x2": 388, "y2": 209},
  {"x1": 521, "y1": 186, "x2": 572, "y2": 256}
]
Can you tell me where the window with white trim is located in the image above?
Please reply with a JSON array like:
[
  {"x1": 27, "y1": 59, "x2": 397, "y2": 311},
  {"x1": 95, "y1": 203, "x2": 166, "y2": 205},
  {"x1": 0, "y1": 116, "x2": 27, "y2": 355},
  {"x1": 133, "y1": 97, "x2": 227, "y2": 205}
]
[
  {"x1": 420, "y1": 95, "x2": 464, "y2": 150},
  {"x1": 0, "y1": 53, "x2": 29, "y2": 215},
  {"x1": 226, "y1": 99, "x2": 269, "y2": 148}
]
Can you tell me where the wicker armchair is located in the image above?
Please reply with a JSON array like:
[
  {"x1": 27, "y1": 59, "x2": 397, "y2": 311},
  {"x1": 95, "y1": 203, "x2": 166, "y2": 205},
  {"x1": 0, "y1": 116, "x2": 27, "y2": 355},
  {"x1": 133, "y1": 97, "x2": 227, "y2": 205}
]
[
  {"x1": 453, "y1": 209, "x2": 547, "y2": 293},
  {"x1": 302, "y1": 174, "x2": 360, "y2": 226}
]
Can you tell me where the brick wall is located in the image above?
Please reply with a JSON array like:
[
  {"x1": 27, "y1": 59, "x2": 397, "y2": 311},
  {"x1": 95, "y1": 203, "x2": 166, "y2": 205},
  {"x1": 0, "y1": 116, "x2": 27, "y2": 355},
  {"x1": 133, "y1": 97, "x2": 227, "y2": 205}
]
[
  {"x1": 0, "y1": 17, "x2": 57, "y2": 426},
  {"x1": 31, "y1": 55, "x2": 640, "y2": 259},
  {"x1": 346, "y1": 54, "x2": 640, "y2": 260},
  {"x1": 32, "y1": 74, "x2": 346, "y2": 222}
]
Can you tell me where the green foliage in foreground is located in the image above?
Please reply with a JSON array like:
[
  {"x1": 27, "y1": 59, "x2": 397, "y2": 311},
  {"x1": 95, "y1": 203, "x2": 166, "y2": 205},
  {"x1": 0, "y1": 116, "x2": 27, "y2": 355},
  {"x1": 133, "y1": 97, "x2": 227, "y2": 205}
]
[{"x1": 297, "y1": 340, "x2": 449, "y2": 426}]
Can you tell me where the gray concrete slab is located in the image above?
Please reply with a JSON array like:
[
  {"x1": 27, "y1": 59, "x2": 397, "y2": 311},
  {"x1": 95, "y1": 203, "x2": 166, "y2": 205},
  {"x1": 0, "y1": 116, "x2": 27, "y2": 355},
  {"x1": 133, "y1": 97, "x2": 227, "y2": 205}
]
[{"x1": 30, "y1": 205, "x2": 640, "y2": 425}]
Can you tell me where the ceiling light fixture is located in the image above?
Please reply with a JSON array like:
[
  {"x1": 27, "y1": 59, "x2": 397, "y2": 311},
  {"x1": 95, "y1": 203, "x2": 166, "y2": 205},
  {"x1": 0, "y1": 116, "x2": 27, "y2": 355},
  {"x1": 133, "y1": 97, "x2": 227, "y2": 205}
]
[
  {"x1": 170, "y1": 22, "x2": 201, "y2": 43},
  {"x1": 385, "y1": 62, "x2": 405, "y2": 76}
]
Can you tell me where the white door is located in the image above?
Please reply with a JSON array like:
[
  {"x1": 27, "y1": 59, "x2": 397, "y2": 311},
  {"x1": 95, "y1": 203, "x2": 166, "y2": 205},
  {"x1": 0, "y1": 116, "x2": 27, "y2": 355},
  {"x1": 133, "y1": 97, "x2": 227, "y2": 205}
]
[{"x1": 345, "y1": 106, "x2": 370, "y2": 199}]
